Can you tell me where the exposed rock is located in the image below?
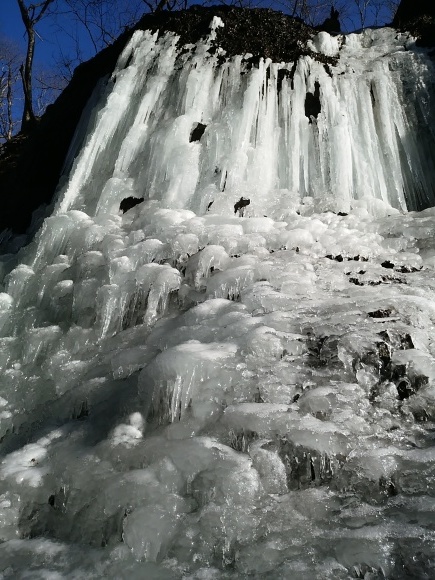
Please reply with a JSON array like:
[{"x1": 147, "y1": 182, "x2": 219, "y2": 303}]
[
  {"x1": 278, "y1": 436, "x2": 339, "y2": 490},
  {"x1": 393, "y1": 0, "x2": 435, "y2": 46},
  {"x1": 318, "y1": 6, "x2": 341, "y2": 34},
  {"x1": 304, "y1": 80, "x2": 321, "y2": 123},
  {"x1": 234, "y1": 197, "x2": 250, "y2": 216},
  {"x1": 189, "y1": 122, "x2": 207, "y2": 142},
  {"x1": 368, "y1": 308, "x2": 393, "y2": 318},
  {"x1": 119, "y1": 196, "x2": 145, "y2": 213},
  {"x1": 393, "y1": 0, "x2": 435, "y2": 27}
]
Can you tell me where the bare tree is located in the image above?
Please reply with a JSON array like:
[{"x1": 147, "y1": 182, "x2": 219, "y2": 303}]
[
  {"x1": 34, "y1": 66, "x2": 68, "y2": 116},
  {"x1": 16, "y1": 0, "x2": 58, "y2": 131},
  {"x1": 51, "y1": 0, "x2": 190, "y2": 84},
  {"x1": 0, "y1": 38, "x2": 22, "y2": 142},
  {"x1": 58, "y1": 0, "x2": 143, "y2": 54},
  {"x1": 385, "y1": 0, "x2": 400, "y2": 22},
  {"x1": 272, "y1": 1, "x2": 351, "y2": 29},
  {"x1": 349, "y1": 0, "x2": 399, "y2": 29}
]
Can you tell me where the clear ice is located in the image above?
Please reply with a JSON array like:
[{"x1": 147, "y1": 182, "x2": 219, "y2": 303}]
[{"x1": 1, "y1": 17, "x2": 435, "y2": 579}]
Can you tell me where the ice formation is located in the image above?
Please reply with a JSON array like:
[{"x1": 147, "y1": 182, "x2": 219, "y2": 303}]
[{"x1": 1, "y1": 16, "x2": 435, "y2": 579}]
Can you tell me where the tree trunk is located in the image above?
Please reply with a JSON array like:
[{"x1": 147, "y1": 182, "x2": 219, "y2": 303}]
[
  {"x1": 6, "y1": 67, "x2": 14, "y2": 141},
  {"x1": 17, "y1": 0, "x2": 56, "y2": 132},
  {"x1": 20, "y1": 26, "x2": 37, "y2": 131}
]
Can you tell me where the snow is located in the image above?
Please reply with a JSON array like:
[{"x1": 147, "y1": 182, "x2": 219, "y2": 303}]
[{"x1": 1, "y1": 17, "x2": 435, "y2": 579}]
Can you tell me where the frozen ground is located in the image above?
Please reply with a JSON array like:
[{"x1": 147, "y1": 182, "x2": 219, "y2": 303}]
[{"x1": 1, "y1": 19, "x2": 435, "y2": 580}]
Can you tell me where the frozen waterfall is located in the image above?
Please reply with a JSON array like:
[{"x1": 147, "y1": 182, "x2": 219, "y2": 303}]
[
  {"x1": 57, "y1": 18, "x2": 435, "y2": 216},
  {"x1": 1, "y1": 15, "x2": 435, "y2": 579}
]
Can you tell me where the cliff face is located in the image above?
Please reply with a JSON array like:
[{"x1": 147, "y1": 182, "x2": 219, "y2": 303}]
[
  {"x1": 0, "y1": 7, "x2": 318, "y2": 240},
  {"x1": 393, "y1": 0, "x2": 435, "y2": 46},
  {"x1": 393, "y1": 0, "x2": 435, "y2": 26}
]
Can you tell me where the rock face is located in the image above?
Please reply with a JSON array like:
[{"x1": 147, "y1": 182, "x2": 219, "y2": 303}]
[
  {"x1": 393, "y1": 0, "x2": 435, "y2": 46},
  {"x1": 318, "y1": 7, "x2": 341, "y2": 34},
  {"x1": 393, "y1": 0, "x2": 435, "y2": 26},
  {"x1": 0, "y1": 7, "x2": 319, "y2": 240}
]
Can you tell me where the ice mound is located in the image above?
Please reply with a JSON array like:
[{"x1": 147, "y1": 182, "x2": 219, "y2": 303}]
[{"x1": 2, "y1": 194, "x2": 435, "y2": 577}]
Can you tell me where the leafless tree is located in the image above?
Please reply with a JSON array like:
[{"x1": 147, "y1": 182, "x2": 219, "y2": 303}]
[
  {"x1": 385, "y1": 0, "x2": 400, "y2": 22},
  {"x1": 0, "y1": 38, "x2": 22, "y2": 141},
  {"x1": 58, "y1": 0, "x2": 144, "y2": 55},
  {"x1": 51, "y1": 0, "x2": 194, "y2": 84},
  {"x1": 349, "y1": 0, "x2": 399, "y2": 29},
  {"x1": 272, "y1": 1, "x2": 351, "y2": 29},
  {"x1": 34, "y1": 66, "x2": 68, "y2": 116},
  {"x1": 16, "y1": 0, "x2": 58, "y2": 131}
]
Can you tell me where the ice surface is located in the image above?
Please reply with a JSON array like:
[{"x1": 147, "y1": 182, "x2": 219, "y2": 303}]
[{"x1": 2, "y1": 17, "x2": 435, "y2": 580}]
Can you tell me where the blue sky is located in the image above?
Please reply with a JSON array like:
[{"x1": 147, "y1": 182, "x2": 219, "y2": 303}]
[
  {"x1": 1, "y1": 2, "x2": 98, "y2": 72},
  {"x1": 1, "y1": 1, "x2": 397, "y2": 78}
]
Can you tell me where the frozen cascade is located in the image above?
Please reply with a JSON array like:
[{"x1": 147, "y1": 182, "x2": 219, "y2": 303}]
[
  {"x1": 56, "y1": 21, "x2": 435, "y2": 215},
  {"x1": 1, "y1": 15, "x2": 435, "y2": 579}
]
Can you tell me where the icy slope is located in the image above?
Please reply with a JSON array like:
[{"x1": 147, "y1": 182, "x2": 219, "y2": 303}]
[{"x1": 1, "y1": 18, "x2": 435, "y2": 579}]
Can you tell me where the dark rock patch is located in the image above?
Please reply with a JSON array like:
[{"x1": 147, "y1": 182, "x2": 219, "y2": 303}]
[
  {"x1": 278, "y1": 437, "x2": 338, "y2": 490},
  {"x1": 368, "y1": 309, "x2": 393, "y2": 318},
  {"x1": 396, "y1": 377, "x2": 416, "y2": 400},
  {"x1": 370, "y1": 83, "x2": 376, "y2": 107},
  {"x1": 221, "y1": 170, "x2": 227, "y2": 192},
  {"x1": 289, "y1": 60, "x2": 298, "y2": 90},
  {"x1": 276, "y1": 61, "x2": 299, "y2": 92},
  {"x1": 349, "y1": 274, "x2": 406, "y2": 286},
  {"x1": 189, "y1": 122, "x2": 207, "y2": 142},
  {"x1": 234, "y1": 197, "x2": 250, "y2": 216},
  {"x1": 394, "y1": 0, "x2": 435, "y2": 26},
  {"x1": 229, "y1": 429, "x2": 258, "y2": 453},
  {"x1": 396, "y1": 265, "x2": 422, "y2": 273},
  {"x1": 393, "y1": 0, "x2": 435, "y2": 46},
  {"x1": 305, "y1": 80, "x2": 321, "y2": 123},
  {"x1": 119, "y1": 197, "x2": 144, "y2": 214},
  {"x1": 325, "y1": 254, "x2": 343, "y2": 262},
  {"x1": 318, "y1": 7, "x2": 341, "y2": 34},
  {"x1": 381, "y1": 260, "x2": 395, "y2": 269},
  {"x1": 305, "y1": 330, "x2": 340, "y2": 368},
  {"x1": 381, "y1": 260, "x2": 421, "y2": 273},
  {"x1": 378, "y1": 329, "x2": 414, "y2": 351}
]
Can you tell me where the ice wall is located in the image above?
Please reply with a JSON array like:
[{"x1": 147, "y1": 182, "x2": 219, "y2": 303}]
[{"x1": 56, "y1": 19, "x2": 435, "y2": 217}]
